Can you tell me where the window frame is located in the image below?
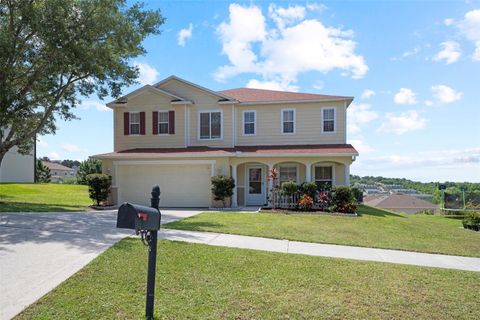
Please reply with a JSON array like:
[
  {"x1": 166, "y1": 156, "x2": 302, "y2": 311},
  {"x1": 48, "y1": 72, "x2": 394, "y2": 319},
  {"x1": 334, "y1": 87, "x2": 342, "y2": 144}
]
[
  {"x1": 281, "y1": 108, "x2": 296, "y2": 134},
  {"x1": 321, "y1": 107, "x2": 336, "y2": 134},
  {"x1": 314, "y1": 164, "x2": 335, "y2": 189},
  {"x1": 242, "y1": 110, "x2": 256, "y2": 136},
  {"x1": 129, "y1": 112, "x2": 140, "y2": 135},
  {"x1": 157, "y1": 111, "x2": 170, "y2": 135},
  {"x1": 198, "y1": 110, "x2": 223, "y2": 140},
  {"x1": 278, "y1": 164, "x2": 299, "y2": 185}
]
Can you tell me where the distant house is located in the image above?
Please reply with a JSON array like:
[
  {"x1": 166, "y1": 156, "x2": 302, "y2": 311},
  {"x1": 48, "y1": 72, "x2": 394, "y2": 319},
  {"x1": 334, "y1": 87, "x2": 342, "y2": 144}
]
[
  {"x1": 0, "y1": 146, "x2": 35, "y2": 183},
  {"x1": 42, "y1": 161, "x2": 76, "y2": 182},
  {"x1": 364, "y1": 193, "x2": 438, "y2": 214}
]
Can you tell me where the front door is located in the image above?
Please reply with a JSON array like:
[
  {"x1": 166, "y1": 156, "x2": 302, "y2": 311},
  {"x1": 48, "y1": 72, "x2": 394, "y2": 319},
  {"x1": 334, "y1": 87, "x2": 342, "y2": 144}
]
[{"x1": 246, "y1": 166, "x2": 265, "y2": 206}]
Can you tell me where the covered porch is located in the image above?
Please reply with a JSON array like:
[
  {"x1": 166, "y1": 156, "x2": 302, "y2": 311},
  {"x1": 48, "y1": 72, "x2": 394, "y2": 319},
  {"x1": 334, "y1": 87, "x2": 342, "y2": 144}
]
[{"x1": 230, "y1": 156, "x2": 354, "y2": 208}]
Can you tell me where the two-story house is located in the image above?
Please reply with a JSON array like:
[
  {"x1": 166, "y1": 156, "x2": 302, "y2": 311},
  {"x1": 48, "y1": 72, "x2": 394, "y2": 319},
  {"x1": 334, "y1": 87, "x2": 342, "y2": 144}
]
[{"x1": 93, "y1": 76, "x2": 358, "y2": 208}]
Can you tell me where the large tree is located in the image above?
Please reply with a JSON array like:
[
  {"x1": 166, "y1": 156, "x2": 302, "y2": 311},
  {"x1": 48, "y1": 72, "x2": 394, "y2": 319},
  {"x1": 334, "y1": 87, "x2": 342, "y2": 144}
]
[{"x1": 0, "y1": 0, "x2": 164, "y2": 167}]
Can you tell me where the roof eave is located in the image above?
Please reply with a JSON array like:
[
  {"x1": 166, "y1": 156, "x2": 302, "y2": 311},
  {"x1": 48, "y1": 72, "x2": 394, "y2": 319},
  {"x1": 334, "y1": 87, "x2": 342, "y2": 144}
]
[{"x1": 238, "y1": 97, "x2": 354, "y2": 106}]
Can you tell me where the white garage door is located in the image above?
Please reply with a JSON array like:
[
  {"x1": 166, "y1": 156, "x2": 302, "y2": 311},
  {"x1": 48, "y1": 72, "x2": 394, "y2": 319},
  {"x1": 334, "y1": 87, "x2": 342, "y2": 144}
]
[{"x1": 117, "y1": 164, "x2": 212, "y2": 207}]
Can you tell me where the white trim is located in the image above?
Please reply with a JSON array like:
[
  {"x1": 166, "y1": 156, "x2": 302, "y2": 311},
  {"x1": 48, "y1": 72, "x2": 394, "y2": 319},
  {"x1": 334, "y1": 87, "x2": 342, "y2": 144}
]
[
  {"x1": 321, "y1": 106, "x2": 336, "y2": 134},
  {"x1": 184, "y1": 105, "x2": 188, "y2": 147},
  {"x1": 187, "y1": 106, "x2": 191, "y2": 146},
  {"x1": 245, "y1": 164, "x2": 266, "y2": 206},
  {"x1": 113, "y1": 160, "x2": 216, "y2": 166},
  {"x1": 197, "y1": 109, "x2": 223, "y2": 141},
  {"x1": 242, "y1": 110, "x2": 256, "y2": 136},
  {"x1": 129, "y1": 111, "x2": 140, "y2": 135},
  {"x1": 95, "y1": 152, "x2": 358, "y2": 160},
  {"x1": 238, "y1": 97, "x2": 353, "y2": 106},
  {"x1": 106, "y1": 85, "x2": 189, "y2": 107},
  {"x1": 232, "y1": 104, "x2": 236, "y2": 147},
  {"x1": 278, "y1": 163, "x2": 299, "y2": 184},
  {"x1": 171, "y1": 100, "x2": 193, "y2": 105},
  {"x1": 157, "y1": 110, "x2": 170, "y2": 135},
  {"x1": 281, "y1": 108, "x2": 296, "y2": 135},
  {"x1": 343, "y1": 101, "x2": 347, "y2": 143},
  {"x1": 313, "y1": 163, "x2": 336, "y2": 186}
]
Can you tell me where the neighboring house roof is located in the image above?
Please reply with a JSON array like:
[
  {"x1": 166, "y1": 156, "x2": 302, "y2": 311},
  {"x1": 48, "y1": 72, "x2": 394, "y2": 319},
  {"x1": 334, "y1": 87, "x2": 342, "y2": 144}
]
[
  {"x1": 364, "y1": 193, "x2": 438, "y2": 209},
  {"x1": 218, "y1": 88, "x2": 353, "y2": 105},
  {"x1": 42, "y1": 161, "x2": 74, "y2": 171},
  {"x1": 93, "y1": 144, "x2": 358, "y2": 159}
]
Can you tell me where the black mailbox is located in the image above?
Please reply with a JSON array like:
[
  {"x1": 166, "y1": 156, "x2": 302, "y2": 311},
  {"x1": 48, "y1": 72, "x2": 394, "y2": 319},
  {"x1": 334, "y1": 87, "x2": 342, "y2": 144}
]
[{"x1": 117, "y1": 202, "x2": 161, "y2": 231}]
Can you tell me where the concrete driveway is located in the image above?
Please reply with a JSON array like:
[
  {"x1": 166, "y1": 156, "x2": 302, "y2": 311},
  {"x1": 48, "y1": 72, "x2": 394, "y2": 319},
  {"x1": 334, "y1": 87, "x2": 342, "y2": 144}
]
[{"x1": 0, "y1": 209, "x2": 202, "y2": 320}]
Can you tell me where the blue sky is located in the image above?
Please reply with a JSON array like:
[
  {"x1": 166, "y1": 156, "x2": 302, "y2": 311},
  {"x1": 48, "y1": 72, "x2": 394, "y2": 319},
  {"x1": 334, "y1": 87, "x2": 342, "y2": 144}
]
[{"x1": 37, "y1": 1, "x2": 480, "y2": 182}]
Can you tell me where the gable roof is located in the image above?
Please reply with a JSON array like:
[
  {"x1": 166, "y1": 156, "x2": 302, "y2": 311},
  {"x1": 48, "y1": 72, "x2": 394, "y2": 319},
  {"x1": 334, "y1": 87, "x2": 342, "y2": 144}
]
[
  {"x1": 154, "y1": 75, "x2": 237, "y2": 102},
  {"x1": 106, "y1": 85, "x2": 191, "y2": 107},
  {"x1": 42, "y1": 161, "x2": 74, "y2": 171},
  {"x1": 218, "y1": 88, "x2": 353, "y2": 105}
]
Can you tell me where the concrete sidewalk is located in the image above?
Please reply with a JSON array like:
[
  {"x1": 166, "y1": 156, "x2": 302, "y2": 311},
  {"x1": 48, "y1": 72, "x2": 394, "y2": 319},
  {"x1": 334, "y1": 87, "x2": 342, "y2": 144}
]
[{"x1": 160, "y1": 229, "x2": 480, "y2": 272}]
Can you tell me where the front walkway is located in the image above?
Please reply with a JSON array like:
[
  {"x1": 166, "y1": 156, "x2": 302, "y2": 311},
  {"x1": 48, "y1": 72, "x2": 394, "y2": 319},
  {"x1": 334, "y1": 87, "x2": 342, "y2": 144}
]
[
  {"x1": 160, "y1": 229, "x2": 480, "y2": 272},
  {"x1": 0, "y1": 209, "x2": 203, "y2": 320}
]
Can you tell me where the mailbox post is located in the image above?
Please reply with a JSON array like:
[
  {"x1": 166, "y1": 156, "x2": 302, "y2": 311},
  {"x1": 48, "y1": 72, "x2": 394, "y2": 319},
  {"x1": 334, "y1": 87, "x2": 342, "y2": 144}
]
[
  {"x1": 116, "y1": 185, "x2": 161, "y2": 320},
  {"x1": 146, "y1": 185, "x2": 160, "y2": 320}
]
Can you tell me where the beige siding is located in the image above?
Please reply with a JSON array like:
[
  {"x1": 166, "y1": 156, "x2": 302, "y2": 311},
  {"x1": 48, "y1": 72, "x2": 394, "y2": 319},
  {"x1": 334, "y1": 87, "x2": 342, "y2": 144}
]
[
  {"x1": 158, "y1": 79, "x2": 233, "y2": 148},
  {"x1": 235, "y1": 101, "x2": 346, "y2": 146},
  {"x1": 114, "y1": 91, "x2": 186, "y2": 151}
]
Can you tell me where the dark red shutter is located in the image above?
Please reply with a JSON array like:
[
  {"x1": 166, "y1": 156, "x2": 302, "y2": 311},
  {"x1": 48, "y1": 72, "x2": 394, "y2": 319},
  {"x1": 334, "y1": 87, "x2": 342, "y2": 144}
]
[
  {"x1": 140, "y1": 112, "x2": 145, "y2": 135},
  {"x1": 152, "y1": 111, "x2": 158, "y2": 135},
  {"x1": 123, "y1": 112, "x2": 130, "y2": 135},
  {"x1": 168, "y1": 110, "x2": 175, "y2": 134}
]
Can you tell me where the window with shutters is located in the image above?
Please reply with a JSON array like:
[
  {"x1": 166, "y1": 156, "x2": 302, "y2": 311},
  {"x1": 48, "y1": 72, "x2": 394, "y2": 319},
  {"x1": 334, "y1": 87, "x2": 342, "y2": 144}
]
[
  {"x1": 282, "y1": 109, "x2": 295, "y2": 134},
  {"x1": 322, "y1": 107, "x2": 335, "y2": 133},
  {"x1": 243, "y1": 111, "x2": 256, "y2": 135},
  {"x1": 158, "y1": 111, "x2": 169, "y2": 134},
  {"x1": 130, "y1": 112, "x2": 140, "y2": 135},
  {"x1": 199, "y1": 111, "x2": 222, "y2": 140}
]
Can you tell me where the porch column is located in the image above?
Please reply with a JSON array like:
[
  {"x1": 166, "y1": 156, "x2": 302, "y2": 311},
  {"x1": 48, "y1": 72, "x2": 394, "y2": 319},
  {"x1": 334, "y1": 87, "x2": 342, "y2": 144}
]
[
  {"x1": 305, "y1": 162, "x2": 312, "y2": 182},
  {"x1": 344, "y1": 164, "x2": 350, "y2": 186},
  {"x1": 231, "y1": 164, "x2": 238, "y2": 207}
]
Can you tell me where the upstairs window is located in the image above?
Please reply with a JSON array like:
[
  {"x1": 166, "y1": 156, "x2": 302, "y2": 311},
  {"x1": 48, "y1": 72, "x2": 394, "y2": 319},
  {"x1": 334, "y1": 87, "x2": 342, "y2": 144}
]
[
  {"x1": 243, "y1": 111, "x2": 256, "y2": 135},
  {"x1": 200, "y1": 111, "x2": 222, "y2": 139},
  {"x1": 322, "y1": 107, "x2": 335, "y2": 133},
  {"x1": 130, "y1": 112, "x2": 140, "y2": 135},
  {"x1": 158, "y1": 111, "x2": 169, "y2": 134},
  {"x1": 282, "y1": 109, "x2": 295, "y2": 134}
]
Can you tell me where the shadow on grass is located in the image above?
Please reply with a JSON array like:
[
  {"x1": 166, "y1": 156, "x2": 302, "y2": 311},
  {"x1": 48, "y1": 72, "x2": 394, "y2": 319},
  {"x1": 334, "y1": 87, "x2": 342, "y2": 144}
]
[
  {"x1": 357, "y1": 205, "x2": 405, "y2": 218},
  {"x1": 0, "y1": 201, "x2": 88, "y2": 212},
  {"x1": 163, "y1": 220, "x2": 224, "y2": 231}
]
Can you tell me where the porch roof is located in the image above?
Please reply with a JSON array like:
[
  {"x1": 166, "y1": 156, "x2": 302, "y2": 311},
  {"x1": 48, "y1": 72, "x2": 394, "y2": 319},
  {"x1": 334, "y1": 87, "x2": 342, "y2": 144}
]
[{"x1": 93, "y1": 144, "x2": 358, "y2": 159}]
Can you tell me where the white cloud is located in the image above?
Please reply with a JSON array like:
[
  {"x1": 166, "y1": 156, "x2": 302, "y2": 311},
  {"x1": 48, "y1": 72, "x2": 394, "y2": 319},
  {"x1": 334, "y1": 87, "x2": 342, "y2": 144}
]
[
  {"x1": 390, "y1": 47, "x2": 420, "y2": 61},
  {"x1": 432, "y1": 41, "x2": 461, "y2": 64},
  {"x1": 457, "y1": 9, "x2": 480, "y2": 61},
  {"x1": 431, "y1": 85, "x2": 463, "y2": 104},
  {"x1": 378, "y1": 110, "x2": 427, "y2": 135},
  {"x1": 79, "y1": 100, "x2": 109, "y2": 112},
  {"x1": 312, "y1": 81, "x2": 324, "y2": 90},
  {"x1": 62, "y1": 143, "x2": 82, "y2": 153},
  {"x1": 361, "y1": 89, "x2": 375, "y2": 99},
  {"x1": 444, "y1": 18, "x2": 455, "y2": 26},
  {"x1": 347, "y1": 103, "x2": 379, "y2": 134},
  {"x1": 215, "y1": 3, "x2": 367, "y2": 87},
  {"x1": 348, "y1": 139, "x2": 374, "y2": 153},
  {"x1": 47, "y1": 152, "x2": 61, "y2": 160},
  {"x1": 424, "y1": 100, "x2": 434, "y2": 106},
  {"x1": 394, "y1": 88, "x2": 417, "y2": 105},
  {"x1": 246, "y1": 79, "x2": 299, "y2": 92},
  {"x1": 177, "y1": 23, "x2": 193, "y2": 47},
  {"x1": 133, "y1": 62, "x2": 159, "y2": 85}
]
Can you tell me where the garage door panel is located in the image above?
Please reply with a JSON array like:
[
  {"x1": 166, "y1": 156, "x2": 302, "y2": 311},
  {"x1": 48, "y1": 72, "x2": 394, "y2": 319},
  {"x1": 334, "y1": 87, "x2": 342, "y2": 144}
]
[{"x1": 118, "y1": 164, "x2": 211, "y2": 207}]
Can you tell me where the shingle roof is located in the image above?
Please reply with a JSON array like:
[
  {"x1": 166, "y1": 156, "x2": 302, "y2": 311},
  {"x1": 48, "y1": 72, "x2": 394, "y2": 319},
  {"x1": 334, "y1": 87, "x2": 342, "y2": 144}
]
[
  {"x1": 42, "y1": 161, "x2": 74, "y2": 171},
  {"x1": 364, "y1": 194, "x2": 438, "y2": 209},
  {"x1": 93, "y1": 144, "x2": 358, "y2": 159},
  {"x1": 218, "y1": 88, "x2": 352, "y2": 104}
]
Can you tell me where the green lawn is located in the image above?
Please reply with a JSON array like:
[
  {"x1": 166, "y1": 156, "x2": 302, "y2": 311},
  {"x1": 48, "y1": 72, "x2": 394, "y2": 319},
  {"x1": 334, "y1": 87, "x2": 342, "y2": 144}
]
[
  {"x1": 16, "y1": 239, "x2": 480, "y2": 319},
  {"x1": 0, "y1": 183, "x2": 91, "y2": 212},
  {"x1": 164, "y1": 206, "x2": 480, "y2": 257}
]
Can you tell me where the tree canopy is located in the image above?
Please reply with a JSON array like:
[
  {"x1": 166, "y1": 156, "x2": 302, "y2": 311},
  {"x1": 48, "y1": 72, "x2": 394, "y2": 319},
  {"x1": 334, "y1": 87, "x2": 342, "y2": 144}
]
[{"x1": 0, "y1": 0, "x2": 164, "y2": 165}]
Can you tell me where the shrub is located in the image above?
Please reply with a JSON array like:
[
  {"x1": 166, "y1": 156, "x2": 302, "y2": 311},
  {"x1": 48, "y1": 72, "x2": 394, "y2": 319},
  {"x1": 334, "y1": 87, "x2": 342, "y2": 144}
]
[
  {"x1": 300, "y1": 182, "x2": 317, "y2": 198},
  {"x1": 35, "y1": 160, "x2": 51, "y2": 183},
  {"x1": 62, "y1": 177, "x2": 78, "y2": 185},
  {"x1": 298, "y1": 194, "x2": 314, "y2": 211},
  {"x1": 463, "y1": 212, "x2": 480, "y2": 226},
  {"x1": 211, "y1": 175, "x2": 235, "y2": 207},
  {"x1": 77, "y1": 159, "x2": 102, "y2": 185},
  {"x1": 331, "y1": 186, "x2": 356, "y2": 213},
  {"x1": 317, "y1": 191, "x2": 332, "y2": 210},
  {"x1": 86, "y1": 174, "x2": 111, "y2": 206},
  {"x1": 281, "y1": 181, "x2": 298, "y2": 196},
  {"x1": 351, "y1": 187, "x2": 363, "y2": 203}
]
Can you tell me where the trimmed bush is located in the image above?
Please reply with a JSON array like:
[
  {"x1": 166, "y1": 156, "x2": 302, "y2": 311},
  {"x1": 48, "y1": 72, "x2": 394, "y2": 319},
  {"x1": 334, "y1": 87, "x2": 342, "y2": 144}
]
[
  {"x1": 211, "y1": 175, "x2": 235, "y2": 207},
  {"x1": 332, "y1": 186, "x2": 356, "y2": 213},
  {"x1": 300, "y1": 182, "x2": 317, "y2": 198},
  {"x1": 86, "y1": 174, "x2": 111, "y2": 206},
  {"x1": 77, "y1": 159, "x2": 102, "y2": 185},
  {"x1": 281, "y1": 181, "x2": 298, "y2": 196}
]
